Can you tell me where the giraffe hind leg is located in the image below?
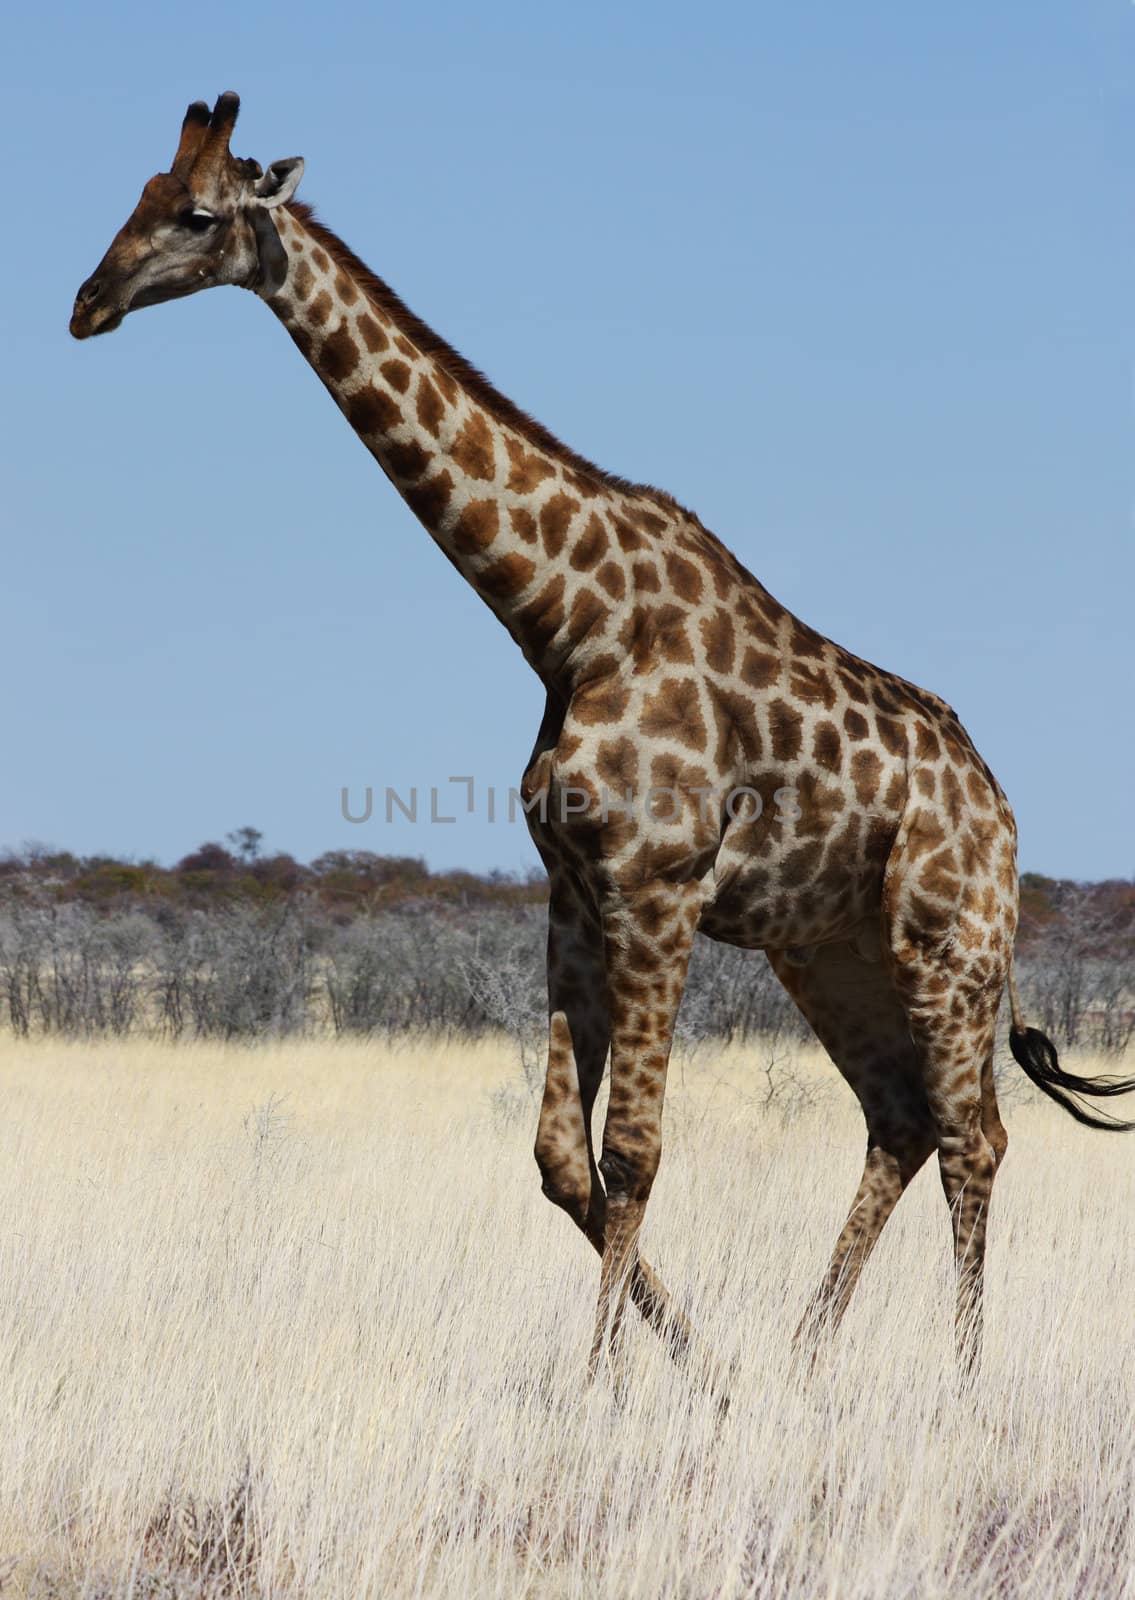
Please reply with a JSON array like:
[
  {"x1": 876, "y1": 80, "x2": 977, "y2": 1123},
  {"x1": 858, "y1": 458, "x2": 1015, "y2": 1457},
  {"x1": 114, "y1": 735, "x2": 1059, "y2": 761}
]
[
  {"x1": 797, "y1": 1106, "x2": 935, "y2": 1345},
  {"x1": 881, "y1": 944, "x2": 1009, "y2": 1370},
  {"x1": 768, "y1": 937, "x2": 936, "y2": 1346},
  {"x1": 980, "y1": 1049, "x2": 1009, "y2": 1171},
  {"x1": 905, "y1": 995, "x2": 1003, "y2": 1377}
]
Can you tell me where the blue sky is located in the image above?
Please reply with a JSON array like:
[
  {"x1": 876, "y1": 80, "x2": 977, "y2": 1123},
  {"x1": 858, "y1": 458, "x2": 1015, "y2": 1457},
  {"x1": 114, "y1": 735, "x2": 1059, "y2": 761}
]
[{"x1": 3, "y1": 2, "x2": 1130, "y2": 878}]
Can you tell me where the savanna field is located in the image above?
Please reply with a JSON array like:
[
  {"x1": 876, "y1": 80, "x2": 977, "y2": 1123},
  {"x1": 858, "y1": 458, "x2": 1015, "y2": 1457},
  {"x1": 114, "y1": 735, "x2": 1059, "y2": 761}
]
[{"x1": 0, "y1": 1034, "x2": 1132, "y2": 1599}]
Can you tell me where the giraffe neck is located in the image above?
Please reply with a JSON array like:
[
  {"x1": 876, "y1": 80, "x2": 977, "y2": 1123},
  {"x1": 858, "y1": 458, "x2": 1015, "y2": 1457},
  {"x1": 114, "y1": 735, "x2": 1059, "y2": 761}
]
[{"x1": 260, "y1": 203, "x2": 661, "y2": 692}]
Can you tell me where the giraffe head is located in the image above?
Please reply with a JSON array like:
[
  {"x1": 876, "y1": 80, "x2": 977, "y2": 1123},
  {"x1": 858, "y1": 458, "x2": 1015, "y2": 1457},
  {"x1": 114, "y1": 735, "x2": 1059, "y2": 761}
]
[{"x1": 70, "y1": 93, "x2": 304, "y2": 340}]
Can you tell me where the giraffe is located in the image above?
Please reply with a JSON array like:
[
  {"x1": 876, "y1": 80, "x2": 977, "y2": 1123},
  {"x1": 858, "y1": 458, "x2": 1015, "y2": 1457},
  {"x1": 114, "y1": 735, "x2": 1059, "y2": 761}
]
[{"x1": 71, "y1": 93, "x2": 1135, "y2": 1386}]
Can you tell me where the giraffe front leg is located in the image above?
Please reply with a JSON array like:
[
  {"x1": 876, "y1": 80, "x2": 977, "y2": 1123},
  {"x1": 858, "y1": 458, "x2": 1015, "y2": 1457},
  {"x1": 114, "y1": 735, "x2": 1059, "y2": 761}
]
[
  {"x1": 628, "y1": 1255, "x2": 701, "y2": 1366},
  {"x1": 589, "y1": 1181, "x2": 650, "y2": 1394},
  {"x1": 534, "y1": 886, "x2": 707, "y2": 1374},
  {"x1": 587, "y1": 882, "x2": 705, "y2": 1398}
]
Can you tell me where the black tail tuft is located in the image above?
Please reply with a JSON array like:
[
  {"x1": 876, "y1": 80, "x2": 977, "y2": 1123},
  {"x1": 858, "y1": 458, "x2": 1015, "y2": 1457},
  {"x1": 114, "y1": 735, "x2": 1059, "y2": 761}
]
[{"x1": 1009, "y1": 1027, "x2": 1135, "y2": 1132}]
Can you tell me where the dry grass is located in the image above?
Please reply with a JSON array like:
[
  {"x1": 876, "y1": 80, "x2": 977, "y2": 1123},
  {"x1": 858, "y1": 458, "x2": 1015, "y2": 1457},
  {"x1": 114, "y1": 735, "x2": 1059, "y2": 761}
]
[{"x1": 0, "y1": 1033, "x2": 1132, "y2": 1598}]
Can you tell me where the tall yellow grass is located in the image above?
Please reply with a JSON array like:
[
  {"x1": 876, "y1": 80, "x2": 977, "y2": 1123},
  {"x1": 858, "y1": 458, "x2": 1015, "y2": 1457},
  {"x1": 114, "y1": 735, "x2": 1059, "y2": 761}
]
[{"x1": 0, "y1": 1034, "x2": 1132, "y2": 1597}]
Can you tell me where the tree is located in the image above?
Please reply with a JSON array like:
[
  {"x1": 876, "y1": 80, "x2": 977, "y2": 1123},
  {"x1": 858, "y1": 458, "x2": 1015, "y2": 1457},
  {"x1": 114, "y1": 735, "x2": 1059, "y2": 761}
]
[{"x1": 226, "y1": 827, "x2": 264, "y2": 865}]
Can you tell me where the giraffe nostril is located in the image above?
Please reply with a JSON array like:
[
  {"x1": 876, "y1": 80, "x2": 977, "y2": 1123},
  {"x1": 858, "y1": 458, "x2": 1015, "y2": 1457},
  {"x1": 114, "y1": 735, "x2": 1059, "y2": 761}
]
[{"x1": 80, "y1": 277, "x2": 103, "y2": 305}]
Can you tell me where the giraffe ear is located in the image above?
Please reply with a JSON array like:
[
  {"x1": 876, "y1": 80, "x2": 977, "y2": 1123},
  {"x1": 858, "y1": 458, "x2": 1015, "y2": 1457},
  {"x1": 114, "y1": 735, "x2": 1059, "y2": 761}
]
[{"x1": 255, "y1": 158, "x2": 304, "y2": 209}]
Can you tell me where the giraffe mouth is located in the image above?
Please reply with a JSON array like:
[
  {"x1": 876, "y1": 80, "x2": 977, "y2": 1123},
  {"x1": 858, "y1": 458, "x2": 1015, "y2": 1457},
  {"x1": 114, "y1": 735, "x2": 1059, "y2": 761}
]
[
  {"x1": 70, "y1": 280, "x2": 198, "y2": 339},
  {"x1": 70, "y1": 302, "x2": 125, "y2": 340}
]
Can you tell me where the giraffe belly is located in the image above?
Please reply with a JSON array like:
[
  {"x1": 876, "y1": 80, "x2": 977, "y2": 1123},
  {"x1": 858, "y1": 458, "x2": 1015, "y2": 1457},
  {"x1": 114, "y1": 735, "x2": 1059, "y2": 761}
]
[
  {"x1": 698, "y1": 800, "x2": 898, "y2": 952},
  {"x1": 698, "y1": 863, "x2": 883, "y2": 951}
]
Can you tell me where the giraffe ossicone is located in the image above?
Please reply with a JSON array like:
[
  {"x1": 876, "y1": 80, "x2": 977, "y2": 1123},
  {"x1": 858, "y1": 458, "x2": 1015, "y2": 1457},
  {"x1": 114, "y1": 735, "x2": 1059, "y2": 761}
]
[{"x1": 71, "y1": 91, "x2": 1135, "y2": 1389}]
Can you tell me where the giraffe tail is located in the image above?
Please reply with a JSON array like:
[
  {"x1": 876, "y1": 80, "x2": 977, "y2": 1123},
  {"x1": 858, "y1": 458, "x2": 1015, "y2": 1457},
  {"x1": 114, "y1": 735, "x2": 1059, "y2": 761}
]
[{"x1": 1006, "y1": 962, "x2": 1135, "y2": 1132}]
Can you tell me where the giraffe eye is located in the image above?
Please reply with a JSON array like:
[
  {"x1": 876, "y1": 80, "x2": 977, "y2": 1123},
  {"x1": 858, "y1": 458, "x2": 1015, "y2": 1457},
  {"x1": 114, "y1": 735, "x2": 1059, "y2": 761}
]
[{"x1": 179, "y1": 208, "x2": 216, "y2": 234}]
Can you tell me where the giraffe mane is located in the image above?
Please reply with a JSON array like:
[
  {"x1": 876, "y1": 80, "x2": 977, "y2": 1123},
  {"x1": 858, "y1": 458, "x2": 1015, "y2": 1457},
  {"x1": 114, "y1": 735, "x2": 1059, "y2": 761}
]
[{"x1": 286, "y1": 201, "x2": 686, "y2": 513}]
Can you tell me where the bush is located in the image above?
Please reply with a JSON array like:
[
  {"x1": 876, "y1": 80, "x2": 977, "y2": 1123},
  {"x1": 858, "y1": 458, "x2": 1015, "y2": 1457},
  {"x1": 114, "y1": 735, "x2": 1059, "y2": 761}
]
[
  {"x1": 0, "y1": 865, "x2": 1129, "y2": 1058},
  {"x1": 154, "y1": 906, "x2": 312, "y2": 1038},
  {"x1": 0, "y1": 904, "x2": 154, "y2": 1037}
]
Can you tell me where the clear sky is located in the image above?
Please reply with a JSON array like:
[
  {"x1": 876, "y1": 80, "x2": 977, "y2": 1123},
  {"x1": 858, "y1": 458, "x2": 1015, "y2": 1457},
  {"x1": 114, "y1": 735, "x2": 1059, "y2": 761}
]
[{"x1": 3, "y1": 2, "x2": 1131, "y2": 879}]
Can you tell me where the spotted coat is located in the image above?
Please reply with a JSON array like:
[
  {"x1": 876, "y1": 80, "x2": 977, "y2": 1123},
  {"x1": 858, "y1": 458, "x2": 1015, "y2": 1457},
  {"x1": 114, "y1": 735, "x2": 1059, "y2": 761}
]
[{"x1": 71, "y1": 93, "x2": 1062, "y2": 1387}]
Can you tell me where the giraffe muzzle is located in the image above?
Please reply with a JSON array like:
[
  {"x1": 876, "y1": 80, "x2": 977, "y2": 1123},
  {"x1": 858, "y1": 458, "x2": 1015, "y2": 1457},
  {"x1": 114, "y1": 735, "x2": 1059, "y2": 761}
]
[{"x1": 70, "y1": 274, "x2": 125, "y2": 339}]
